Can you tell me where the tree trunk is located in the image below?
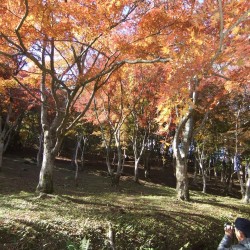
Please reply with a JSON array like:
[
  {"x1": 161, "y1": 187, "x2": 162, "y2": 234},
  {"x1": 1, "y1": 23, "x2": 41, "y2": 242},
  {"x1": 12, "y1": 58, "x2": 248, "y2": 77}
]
[
  {"x1": 0, "y1": 139, "x2": 4, "y2": 171},
  {"x1": 173, "y1": 112, "x2": 193, "y2": 201},
  {"x1": 121, "y1": 148, "x2": 126, "y2": 174},
  {"x1": 3, "y1": 132, "x2": 11, "y2": 153},
  {"x1": 243, "y1": 163, "x2": 250, "y2": 203},
  {"x1": 229, "y1": 170, "x2": 237, "y2": 193},
  {"x1": 106, "y1": 146, "x2": 113, "y2": 176},
  {"x1": 208, "y1": 159, "x2": 212, "y2": 181},
  {"x1": 173, "y1": 79, "x2": 198, "y2": 200},
  {"x1": 214, "y1": 165, "x2": 218, "y2": 179},
  {"x1": 134, "y1": 159, "x2": 140, "y2": 183},
  {"x1": 37, "y1": 132, "x2": 43, "y2": 167},
  {"x1": 74, "y1": 137, "x2": 81, "y2": 185},
  {"x1": 144, "y1": 150, "x2": 151, "y2": 179},
  {"x1": 174, "y1": 146, "x2": 190, "y2": 201},
  {"x1": 113, "y1": 131, "x2": 123, "y2": 187},
  {"x1": 237, "y1": 171, "x2": 245, "y2": 199},
  {"x1": 224, "y1": 163, "x2": 232, "y2": 194},
  {"x1": 80, "y1": 136, "x2": 88, "y2": 169},
  {"x1": 221, "y1": 162, "x2": 226, "y2": 183},
  {"x1": 200, "y1": 164, "x2": 207, "y2": 193},
  {"x1": 36, "y1": 131, "x2": 54, "y2": 194},
  {"x1": 116, "y1": 145, "x2": 123, "y2": 175},
  {"x1": 192, "y1": 159, "x2": 198, "y2": 185},
  {"x1": 175, "y1": 157, "x2": 189, "y2": 200}
]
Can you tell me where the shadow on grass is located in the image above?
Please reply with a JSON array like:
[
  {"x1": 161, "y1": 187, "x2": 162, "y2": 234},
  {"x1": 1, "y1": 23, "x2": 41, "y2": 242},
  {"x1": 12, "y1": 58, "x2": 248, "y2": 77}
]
[
  {"x1": 0, "y1": 219, "x2": 70, "y2": 250},
  {"x1": 1, "y1": 206, "x2": 223, "y2": 250},
  {"x1": 0, "y1": 192, "x2": 247, "y2": 250}
]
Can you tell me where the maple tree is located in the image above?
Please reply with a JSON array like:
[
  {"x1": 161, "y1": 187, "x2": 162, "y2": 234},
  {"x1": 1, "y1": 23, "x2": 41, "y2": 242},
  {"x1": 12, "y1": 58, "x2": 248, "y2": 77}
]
[
  {"x1": 90, "y1": 69, "x2": 131, "y2": 185},
  {"x1": 124, "y1": 64, "x2": 162, "y2": 182},
  {"x1": 154, "y1": 0, "x2": 249, "y2": 200},
  {"x1": 87, "y1": 63, "x2": 162, "y2": 184},
  {"x1": 0, "y1": 0, "x2": 170, "y2": 193}
]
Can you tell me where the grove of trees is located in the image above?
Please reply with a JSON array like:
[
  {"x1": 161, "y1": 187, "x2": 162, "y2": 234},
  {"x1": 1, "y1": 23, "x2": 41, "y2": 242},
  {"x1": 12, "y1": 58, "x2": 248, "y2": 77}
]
[{"x1": 0, "y1": 0, "x2": 249, "y2": 202}]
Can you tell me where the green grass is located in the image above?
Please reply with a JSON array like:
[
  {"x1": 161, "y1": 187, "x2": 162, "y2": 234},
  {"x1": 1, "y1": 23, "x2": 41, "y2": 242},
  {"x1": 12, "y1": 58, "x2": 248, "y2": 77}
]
[{"x1": 0, "y1": 159, "x2": 249, "y2": 249}]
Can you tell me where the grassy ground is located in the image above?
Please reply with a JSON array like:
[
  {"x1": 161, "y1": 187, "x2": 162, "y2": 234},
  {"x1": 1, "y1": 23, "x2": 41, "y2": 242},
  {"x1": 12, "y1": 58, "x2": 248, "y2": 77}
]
[{"x1": 0, "y1": 155, "x2": 249, "y2": 250}]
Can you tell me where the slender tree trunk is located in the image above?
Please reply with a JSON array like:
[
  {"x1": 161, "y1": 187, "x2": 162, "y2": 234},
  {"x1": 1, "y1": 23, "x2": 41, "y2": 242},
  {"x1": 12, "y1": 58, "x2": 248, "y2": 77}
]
[
  {"x1": 80, "y1": 136, "x2": 87, "y2": 169},
  {"x1": 234, "y1": 107, "x2": 245, "y2": 199},
  {"x1": 112, "y1": 152, "x2": 116, "y2": 166},
  {"x1": 193, "y1": 159, "x2": 198, "y2": 185},
  {"x1": 37, "y1": 132, "x2": 43, "y2": 167},
  {"x1": 74, "y1": 136, "x2": 81, "y2": 185},
  {"x1": 244, "y1": 177, "x2": 250, "y2": 203},
  {"x1": 93, "y1": 98, "x2": 114, "y2": 176},
  {"x1": 36, "y1": 131, "x2": 54, "y2": 194},
  {"x1": 3, "y1": 133, "x2": 11, "y2": 153},
  {"x1": 243, "y1": 163, "x2": 250, "y2": 203},
  {"x1": 121, "y1": 148, "x2": 126, "y2": 174},
  {"x1": 202, "y1": 170, "x2": 207, "y2": 193},
  {"x1": 0, "y1": 111, "x2": 4, "y2": 170},
  {"x1": 221, "y1": 162, "x2": 226, "y2": 183},
  {"x1": 0, "y1": 139, "x2": 4, "y2": 171},
  {"x1": 237, "y1": 171, "x2": 245, "y2": 199},
  {"x1": 106, "y1": 146, "x2": 113, "y2": 176},
  {"x1": 225, "y1": 162, "x2": 232, "y2": 194},
  {"x1": 229, "y1": 170, "x2": 237, "y2": 193},
  {"x1": 108, "y1": 222, "x2": 116, "y2": 250},
  {"x1": 144, "y1": 150, "x2": 151, "y2": 179},
  {"x1": 133, "y1": 137, "x2": 146, "y2": 183},
  {"x1": 200, "y1": 164, "x2": 207, "y2": 193},
  {"x1": 207, "y1": 159, "x2": 211, "y2": 181},
  {"x1": 134, "y1": 159, "x2": 140, "y2": 183},
  {"x1": 113, "y1": 146, "x2": 122, "y2": 186},
  {"x1": 0, "y1": 105, "x2": 23, "y2": 169},
  {"x1": 214, "y1": 167, "x2": 218, "y2": 179},
  {"x1": 113, "y1": 130, "x2": 123, "y2": 186}
]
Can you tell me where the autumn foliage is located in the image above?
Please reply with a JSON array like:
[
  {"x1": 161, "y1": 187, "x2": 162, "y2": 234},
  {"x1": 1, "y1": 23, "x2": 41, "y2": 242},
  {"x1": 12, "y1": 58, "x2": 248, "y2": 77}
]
[{"x1": 0, "y1": 0, "x2": 249, "y2": 198}]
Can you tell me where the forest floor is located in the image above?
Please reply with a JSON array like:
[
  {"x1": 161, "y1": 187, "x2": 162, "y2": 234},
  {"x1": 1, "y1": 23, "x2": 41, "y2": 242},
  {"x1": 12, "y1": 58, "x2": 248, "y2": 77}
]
[{"x1": 0, "y1": 153, "x2": 249, "y2": 250}]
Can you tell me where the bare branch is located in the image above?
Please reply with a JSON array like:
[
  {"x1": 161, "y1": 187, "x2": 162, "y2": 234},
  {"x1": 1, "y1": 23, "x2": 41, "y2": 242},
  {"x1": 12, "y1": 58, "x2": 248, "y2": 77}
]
[
  {"x1": 213, "y1": 72, "x2": 231, "y2": 81},
  {"x1": 79, "y1": 57, "x2": 170, "y2": 87},
  {"x1": 224, "y1": 9, "x2": 250, "y2": 37},
  {"x1": 211, "y1": 1, "x2": 249, "y2": 64},
  {"x1": 12, "y1": 75, "x2": 42, "y2": 103},
  {"x1": 15, "y1": 0, "x2": 29, "y2": 52}
]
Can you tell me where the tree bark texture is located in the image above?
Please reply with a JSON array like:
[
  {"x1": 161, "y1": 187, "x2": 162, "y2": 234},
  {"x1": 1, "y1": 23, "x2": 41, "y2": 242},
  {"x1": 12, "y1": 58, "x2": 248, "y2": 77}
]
[
  {"x1": 36, "y1": 131, "x2": 54, "y2": 194},
  {"x1": 144, "y1": 150, "x2": 151, "y2": 179},
  {"x1": 175, "y1": 157, "x2": 189, "y2": 200},
  {"x1": 37, "y1": 132, "x2": 43, "y2": 167},
  {"x1": 173, "y1": 115, "x2": 193, "y2": 201},
  {"x1": 0, "y1": 139, "x2": 4, "y2": 171},
  {"x1": 134, "y1": 159, "x2": 140, "y2": 183},
  {"x1": 244, "y1": 164, "x2": 250, "y2": 203}
]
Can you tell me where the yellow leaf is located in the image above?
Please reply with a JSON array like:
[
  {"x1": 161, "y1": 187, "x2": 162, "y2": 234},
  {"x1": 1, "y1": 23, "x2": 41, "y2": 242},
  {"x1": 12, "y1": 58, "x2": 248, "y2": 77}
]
[
  {"x1": 191, "y1": 30, "x2": 195, "y2": 40},
  {"x1": 196, "y1": 39, "x2": 203, "y2": 45},
  {"x1": 161, "y1": 47, "x2": 170, "y2": 54},
  {"x1": 232, "y1": 26, "x2": 240, "y2": 35}
]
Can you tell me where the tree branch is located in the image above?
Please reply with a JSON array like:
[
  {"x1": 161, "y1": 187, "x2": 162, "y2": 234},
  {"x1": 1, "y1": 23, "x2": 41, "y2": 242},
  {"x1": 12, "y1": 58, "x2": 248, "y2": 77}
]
[
  {"x1": 15, "y1": 0, "x2": 29, "y2": 52},
  {"x1": 79, "y1": 57, "x2": 170, "y2": 87}
]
